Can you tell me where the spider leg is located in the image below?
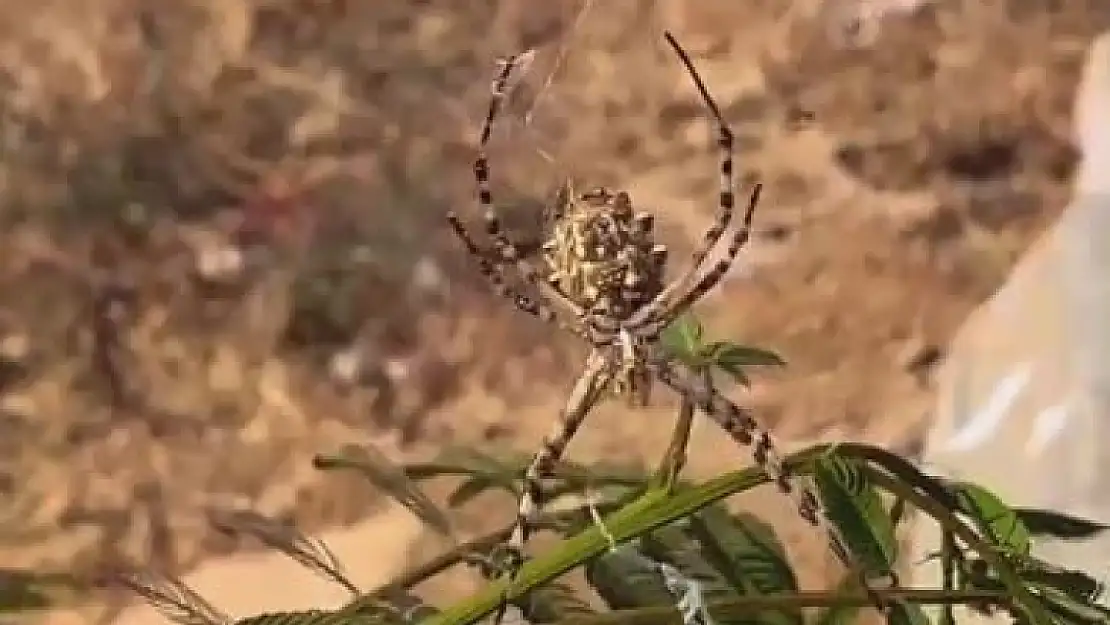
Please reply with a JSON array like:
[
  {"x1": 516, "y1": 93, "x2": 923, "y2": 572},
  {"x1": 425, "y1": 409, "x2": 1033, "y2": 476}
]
[
  {"x1": 446, "y1": 213, "x2": 592, "y2": 340},
  {"x1": 629, "y1": 30, "x2": 743, "y2": 328},
  {"x1": 493, "y1": 347, "x2": 616, "y2": 623},
  {"x1": 651, "y1": 357, "x2": 893, "y2": 613},
  {"x1": 456, "y1": 52, "x2": 590, "y2": 325},
  {"x1": 634, "y1": 184, "x2": 760, "y2": 338}
]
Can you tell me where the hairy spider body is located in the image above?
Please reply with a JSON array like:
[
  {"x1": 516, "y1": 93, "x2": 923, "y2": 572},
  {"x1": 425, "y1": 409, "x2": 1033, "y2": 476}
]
[
  {"x1": 539, "y1": 183, "x2": 666, "y2": 404},
  {"x1": 446, "y1": 31, "x2": 888, "y2": 622}
]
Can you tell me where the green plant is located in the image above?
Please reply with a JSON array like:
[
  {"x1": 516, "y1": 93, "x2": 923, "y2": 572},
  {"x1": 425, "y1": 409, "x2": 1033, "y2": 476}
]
[{"x1": 121, "y1": 315, "x2": 1110, "y2": 625}]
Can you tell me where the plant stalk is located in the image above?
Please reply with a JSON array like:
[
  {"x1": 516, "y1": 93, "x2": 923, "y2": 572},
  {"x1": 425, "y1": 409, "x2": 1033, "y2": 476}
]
[{"x1": 554, "y1": 589, "x2": 1011, "y2": 625}]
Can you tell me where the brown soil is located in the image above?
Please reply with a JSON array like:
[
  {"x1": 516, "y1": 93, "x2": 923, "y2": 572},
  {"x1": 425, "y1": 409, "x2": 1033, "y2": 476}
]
[{"x1": 0, "y1": 0, "x2": 1106, "y2": 622}]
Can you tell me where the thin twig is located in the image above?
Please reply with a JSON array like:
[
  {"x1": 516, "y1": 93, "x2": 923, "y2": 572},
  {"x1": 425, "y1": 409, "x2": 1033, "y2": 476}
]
[
  {"x1": 651, "y1": 369, "x2": 700, "y2": 493},
  {"x1": 370, "y1": 526, "x2": 514, "y2": 597}
]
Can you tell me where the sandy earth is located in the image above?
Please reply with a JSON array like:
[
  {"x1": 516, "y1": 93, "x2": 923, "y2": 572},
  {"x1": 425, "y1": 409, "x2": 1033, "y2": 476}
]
[{"x1": 0, "y1": 0, "x2": 1108, "y2": 622}]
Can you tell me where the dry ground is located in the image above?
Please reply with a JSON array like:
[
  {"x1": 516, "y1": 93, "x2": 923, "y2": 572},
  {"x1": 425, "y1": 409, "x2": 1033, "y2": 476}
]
[{"x1": 0, "y1": 0, "x2": 1107, "y2": 621}]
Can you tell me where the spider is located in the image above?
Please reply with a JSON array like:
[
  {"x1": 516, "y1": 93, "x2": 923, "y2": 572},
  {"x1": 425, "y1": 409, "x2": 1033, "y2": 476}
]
[{"x1": 446, "y1": 31, "x2": 888, "y2": 620}]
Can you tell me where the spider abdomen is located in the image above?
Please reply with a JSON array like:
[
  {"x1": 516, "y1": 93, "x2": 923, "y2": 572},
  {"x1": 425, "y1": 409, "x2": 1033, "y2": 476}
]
[{"x1": 540, "y1": 183, "x2": 667, "y2": 318}]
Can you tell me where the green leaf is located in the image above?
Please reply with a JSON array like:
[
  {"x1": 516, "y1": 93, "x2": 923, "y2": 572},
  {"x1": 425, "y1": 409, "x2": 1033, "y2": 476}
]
[
  {"x1": 838, "y1": 445, "x2": 959, "y2": 509},
  {"x1": 1015, "y1": 507, "x2": 1110, "y2": 541},
  {"x1": 342, "y1": 588, "x2": 438, "y2": 621},
  {"x1": 313, "y1": 444, "x2": 453, "y2": 537},
  {"x1": 516, "y1": 581, "x2": 596, "y2": 623},
  {"x1": 951, "y1": 483, "x2": 1031, "y2": 556},
  {"x1": 1033, "y1": 584, "x2": 1110, "y2": 624},
  {"x1": 685, "y1": 508, "x2": 802, "y2": 625},
  {"x1": 687, "y1": 507, "x2": 798, "y2": 597},
  {"x1": 640, "y1": 522, "x2": 740, "y2": 606},
  {"x1": 586, "y1": 544, "x2": 679, "y2": 610},
  {"x1": 961, "y1": 558, "x2": 1110, "y2": 624},
  {"x1": 1014, "y1": 557, "x2": 1104, "y2": 603},
  {"x1": 659, "y1": 314, "x2": 705, "y2": 362},
  {"x1": 812, "y1": 453, "x2": 897, "y2": 577},
  {"x1": 708, "y1": 342, "x2": 785, "y2": 369},
  {"x1": 703, "y1": 342, "x2": 783, "y2": 387}
]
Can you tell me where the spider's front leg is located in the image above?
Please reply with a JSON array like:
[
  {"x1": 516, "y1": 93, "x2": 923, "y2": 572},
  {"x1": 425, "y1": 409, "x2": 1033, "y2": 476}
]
[
  {"x1": 492, "y1": 348, "x2": 616, "y2": 624},
  {"x1": 446, "y1": 214, "x2": 562, "y2": 324}
]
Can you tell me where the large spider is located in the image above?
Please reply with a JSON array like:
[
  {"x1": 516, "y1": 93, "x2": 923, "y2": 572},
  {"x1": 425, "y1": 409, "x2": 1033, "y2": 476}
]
[{"x1": 447, "y1": 31, "x2": 886, "y2": 620}]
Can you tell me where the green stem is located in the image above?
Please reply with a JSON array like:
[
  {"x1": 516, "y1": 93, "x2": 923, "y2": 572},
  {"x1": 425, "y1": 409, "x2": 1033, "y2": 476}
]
[
  {"x1": 418, "y1": 441, "x2": 1054, "y2": 625},
  {"x1": 423, "y1": 447, "x2": 826, "y2": 625},
  {"x1": 940, "y1": 530, "x2": 958, "y2": 625},
  {"x1": 401, "y1": 461, "x2": 647, "y2": 490},
  {"x1": 650, "y1": 372, "x2": 699, "y2": 493},
  {"x1": 370, "y1": 526, "x2": 514, "y2": 598},
  {"x1": 556, "y1": 589, "x2": 1010, "y2": 625}
]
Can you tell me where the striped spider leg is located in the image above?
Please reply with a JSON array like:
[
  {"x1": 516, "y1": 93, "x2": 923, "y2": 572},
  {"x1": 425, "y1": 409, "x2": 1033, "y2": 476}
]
[{"x1": 630, "y1": 33, "x2": 892, "y2": 606}]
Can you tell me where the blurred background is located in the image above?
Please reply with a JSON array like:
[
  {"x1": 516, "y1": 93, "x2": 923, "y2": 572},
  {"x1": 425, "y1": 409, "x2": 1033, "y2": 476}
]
[{"x1": 0, "y1": 0, "x2": 1107, "y2": 622}]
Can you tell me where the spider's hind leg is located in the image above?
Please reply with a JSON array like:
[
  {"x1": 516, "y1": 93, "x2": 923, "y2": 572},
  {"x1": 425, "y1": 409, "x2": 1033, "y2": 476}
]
[{"x1": 492, "y1": 349, "x2": 615, "y2": 623}]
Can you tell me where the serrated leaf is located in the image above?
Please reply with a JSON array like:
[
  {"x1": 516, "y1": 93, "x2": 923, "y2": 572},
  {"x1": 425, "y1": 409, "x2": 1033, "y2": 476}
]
[
  {"x1": 640, "y1": 523, "x2": 738, "y2": 607},
  {"x1": 1016, "y1": 558, "x2": 1104, "y2": 603},
  {"x1": 112, "y1": 569, "x2": 230, "y2": 625},
  {"x1": 586, "y1": 544, "x2": 677, "y2": 610},
  {"x1": 313, "y1": 444, "x2": 453, "y2": 537},
  {"x1": 1034, "y1": 584, "x2": 1110, "y2": 624},
  {"x1": 962, "y1": 562, "x2": 1110, "y2": 625},
  {"x1": 207, "y1": 508, "x2": 358, "y2": 596},
  {"x1": 343, "y1": 589, "x2": 438, "y2": 623},
  {"x1": 688, "y1": 507, "x2": 798, "y2": 597},
  {"x1": 516, "y1": 581, "x2": 596, "y2": 623},
  {"x1": 951, "y1": 483, "x2": 1030, "y2": 556},
  {"x1": 1015, "y1": 507, "x2": 1110, "y2": 541},
  {"x1": 684, "y1": 508, "x2": 801, "y2": 625},
  {"x1": 813, "y1": 454, "x2": 897, "y2": 577}
]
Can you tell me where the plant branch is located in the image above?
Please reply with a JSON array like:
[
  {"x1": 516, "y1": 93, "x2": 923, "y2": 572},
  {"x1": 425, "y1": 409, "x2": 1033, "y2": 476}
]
[
  {"x1": 402, "y1": 461, "x2": 647, "y2": 490},
  {"x1": 369, "y1": 526, "x2": 514, "y2": 598},
  {"x1": 554, "y1": 589, "x2": 1011, "y2": 625},
  {"x1": 423, "y1": 446, "x2": 829, "y2": 625},
  {"x1": 419, "y1": 441, "x2": 1056, "y2": 625},
  {"x1": 650, "y1": 373, "x2": 699, "y2": 493}
]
